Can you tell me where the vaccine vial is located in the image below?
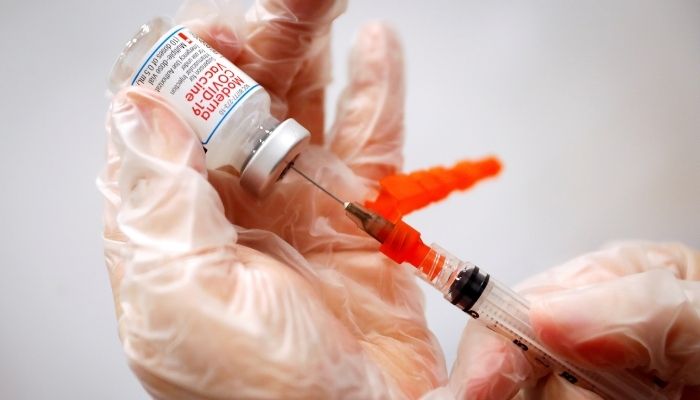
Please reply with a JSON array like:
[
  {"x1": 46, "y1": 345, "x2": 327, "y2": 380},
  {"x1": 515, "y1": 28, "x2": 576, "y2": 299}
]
[{"x1": 109, "y1": 17, "x2": 310, "y2": 196}]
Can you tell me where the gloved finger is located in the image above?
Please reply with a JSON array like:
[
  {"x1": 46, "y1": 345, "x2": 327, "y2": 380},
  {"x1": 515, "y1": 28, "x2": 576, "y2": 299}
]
[
  {"x1": 97, "y1": 109, "x2": 130, "y2": 317},
  {"x1": 285, "y1": 43, "x2": 330, "y2": 144},
  {"x1": 329, "y1": 22, "x2": 405, "y2": 183},
  {"x1": 516, "y1": 242, "x2": 700, "y2": 299},
  {"x1": 448, "y1": 322, "x2": 539, "y2": 400},
  {"x1": 530, "y1": 268, "x2": 700, "y2": 385},
  {"x1": 522, "y1": 374, "x2": 604, "y2": 400},
  {"x1": 236, "y1": 0, "x2": 346, "y2": 133},
  {"x1": 175, "y1": 0, "x2": 246, "y2": 61},
  {"x1": 108, "y1": 86, "x2": 235, "y2": 252}
]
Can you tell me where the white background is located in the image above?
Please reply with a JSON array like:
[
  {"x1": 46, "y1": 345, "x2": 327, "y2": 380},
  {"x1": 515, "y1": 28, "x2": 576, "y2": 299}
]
[{"x1": 1, "y1": 0, "x2": 698, "y2": 398}]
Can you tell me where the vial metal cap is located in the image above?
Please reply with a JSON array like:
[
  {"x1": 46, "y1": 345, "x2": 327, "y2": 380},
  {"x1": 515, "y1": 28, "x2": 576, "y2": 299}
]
[{"x1": 239, "y1": 118, "x2": 310, "y2": 197}]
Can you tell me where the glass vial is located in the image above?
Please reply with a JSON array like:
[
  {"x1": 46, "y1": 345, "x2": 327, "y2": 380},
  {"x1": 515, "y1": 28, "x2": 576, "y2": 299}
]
[{"x1": 109, "y1": 17, "x2": 309, "y2": 196}]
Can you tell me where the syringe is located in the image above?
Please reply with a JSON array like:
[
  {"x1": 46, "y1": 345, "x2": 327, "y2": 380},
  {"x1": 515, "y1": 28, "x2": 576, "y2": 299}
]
[{"x1": 290, "y1": 165, "x2": 670, "y2": 400}]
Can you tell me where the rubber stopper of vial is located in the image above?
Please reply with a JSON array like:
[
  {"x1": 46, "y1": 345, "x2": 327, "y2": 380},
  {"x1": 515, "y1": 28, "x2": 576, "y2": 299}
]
[{"x1": 240, "y1": 118, "x2": 310, "y2": 197}]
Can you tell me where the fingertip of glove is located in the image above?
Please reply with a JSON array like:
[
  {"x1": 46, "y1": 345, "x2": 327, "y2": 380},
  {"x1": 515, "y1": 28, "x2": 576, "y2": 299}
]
[
  {"x1": 108, "y1": 86, "x2": 206, "y2": 173},
  {"x1": 354, "y1": 21, "x2": 402, "y2": 58},
  {"x1": 341, "y1": 21, "x2": 404, "y2": 106},
  {"x1": 110, "y1": 87, "x2": 154, "y2": 114},
  {"x1": 530, "y1": 292, "x2": 642, "y2": 369},
  {"x1": 452, "y1": 323, "x2": 534, "y2": 400},
  {"x1": 113, "y1": 87, "x2": 187, "y2": 130},
  {"x1": 260, "y1": 0, "x2": 347, "y2": 24},
  {"x1": 357, "y1": 21, "x2": 397, "y2": 39},
  {"x1": 344, "y1": 21, "x2": 404, "y2": 97},
  {"x1": 109, "y1": 87, "x2": 131, "y2": 113}
]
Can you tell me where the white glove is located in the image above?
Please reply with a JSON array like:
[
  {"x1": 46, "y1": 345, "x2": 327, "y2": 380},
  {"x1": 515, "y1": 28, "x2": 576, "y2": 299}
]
[
  {"x1": 448, "y1": 242, "x2": 700, "y2": 400},
  {"x1": 98, "y1": 0, "x2": 445, "y2": 398}
]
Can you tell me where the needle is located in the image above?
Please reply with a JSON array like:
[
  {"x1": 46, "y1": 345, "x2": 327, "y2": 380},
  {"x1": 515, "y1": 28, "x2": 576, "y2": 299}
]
[
  {"x1": 288, "y1": 163, "x2": 344, "y2": 205},
  {"x1": 287, "y1": 163, "x2": 396, "y2": 242}
]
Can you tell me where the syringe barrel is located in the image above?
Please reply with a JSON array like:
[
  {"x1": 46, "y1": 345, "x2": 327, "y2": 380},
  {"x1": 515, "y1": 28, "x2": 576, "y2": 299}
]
[{"x1": 416, "y1": 244, "x2": 670, "y2": 400}]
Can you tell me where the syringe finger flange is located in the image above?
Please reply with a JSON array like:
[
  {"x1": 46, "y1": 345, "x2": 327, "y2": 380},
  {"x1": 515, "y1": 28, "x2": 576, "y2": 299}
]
[{"x1": 446, "y1": 265, "x2": 490, "y2": 313}]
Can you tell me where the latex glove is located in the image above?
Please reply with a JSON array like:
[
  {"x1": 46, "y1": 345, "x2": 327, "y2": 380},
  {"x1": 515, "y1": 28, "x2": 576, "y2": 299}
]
[
  {"x1": 98, "y1": 0, "x2": 446, "y2": 398},
  {"x1": 448, "y1": 242, "x2": 700, "y2": 400}
]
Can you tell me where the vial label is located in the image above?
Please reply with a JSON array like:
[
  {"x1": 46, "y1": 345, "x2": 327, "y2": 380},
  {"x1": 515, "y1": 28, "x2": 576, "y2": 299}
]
[{"x1": 130, "y1": 25, "x2": 260, "y2": 149}]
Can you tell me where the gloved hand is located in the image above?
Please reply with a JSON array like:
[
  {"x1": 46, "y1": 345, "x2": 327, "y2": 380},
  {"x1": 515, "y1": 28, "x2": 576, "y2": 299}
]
[
  {"x1": 98, "y1": 0, "x2": 447, "y2": 398},
  {"x1": 448, "y1": 242, "x2": 700, "y2": 400}
]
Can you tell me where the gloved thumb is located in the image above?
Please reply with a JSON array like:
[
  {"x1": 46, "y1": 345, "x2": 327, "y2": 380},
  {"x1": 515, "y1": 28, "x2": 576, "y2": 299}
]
[
  {"x1": 530, "y1": 268, "x2": 700, "y2": 386},
  {"x1": 109, "y1": 87, "x2": 236, "y2": 254}
]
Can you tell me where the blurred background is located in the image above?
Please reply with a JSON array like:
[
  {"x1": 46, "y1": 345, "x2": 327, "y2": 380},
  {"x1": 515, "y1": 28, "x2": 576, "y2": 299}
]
[{"x1": 1, "y1": 0, "x2": 698, "y2": 398}]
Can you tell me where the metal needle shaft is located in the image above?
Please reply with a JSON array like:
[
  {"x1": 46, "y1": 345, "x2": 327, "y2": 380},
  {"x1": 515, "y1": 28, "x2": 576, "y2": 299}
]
[
  {"x1": 289, "y1": 164, "x2": 344, "y2": 205},
  {"x1": 288, "y1": 163, "x2": 394, "y2": 244}
]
